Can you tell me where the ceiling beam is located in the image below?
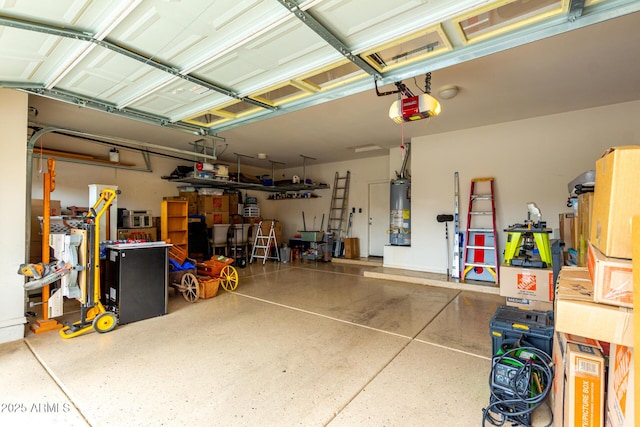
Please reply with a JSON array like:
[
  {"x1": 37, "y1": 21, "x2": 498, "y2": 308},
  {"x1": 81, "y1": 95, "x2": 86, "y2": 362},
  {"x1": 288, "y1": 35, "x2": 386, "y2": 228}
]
[
  {"x1": 568, "y1": 0, "x2": 586, "y2": 21},
  {"x1": 18, "y1": 86, "x2": 220, "y2": 136},
  {"x1": 0, "y1": 15, "x2": 276, "y2": 112},
  {"x1": 276, "y1": 0, "x2": 382, "y2": 80}
]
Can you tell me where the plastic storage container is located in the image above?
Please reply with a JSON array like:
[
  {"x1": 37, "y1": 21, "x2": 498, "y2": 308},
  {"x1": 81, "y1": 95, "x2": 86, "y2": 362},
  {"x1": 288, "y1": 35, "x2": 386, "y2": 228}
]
[
  {"x1": 281, "y1": 246, "x2": 291, "y2": 263},
  {"x1": 299, "y1": 231, "x2": 324, "y2": 242},
  {"x1": 490, "y1": 305, "x2": 554, "y2": 356}
]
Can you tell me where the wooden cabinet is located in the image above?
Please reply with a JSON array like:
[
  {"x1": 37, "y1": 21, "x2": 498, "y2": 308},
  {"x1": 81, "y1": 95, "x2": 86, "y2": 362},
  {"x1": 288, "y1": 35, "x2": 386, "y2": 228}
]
[{"x1": 161, "y1": 199, "x2": 188, "y2": 254}]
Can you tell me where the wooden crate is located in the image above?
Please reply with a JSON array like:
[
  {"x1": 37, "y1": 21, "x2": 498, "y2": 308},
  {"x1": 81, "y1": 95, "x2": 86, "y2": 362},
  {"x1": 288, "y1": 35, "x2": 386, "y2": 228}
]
[
  {"x1": 344, "y1": 238, "x2": 360, "y2": 259},
  {"x1": 197, "y1": 256, "x2": 233, "y2": 276},
  {"x1": 169, "y1": 244, "x2": 187, "y2": 265}
]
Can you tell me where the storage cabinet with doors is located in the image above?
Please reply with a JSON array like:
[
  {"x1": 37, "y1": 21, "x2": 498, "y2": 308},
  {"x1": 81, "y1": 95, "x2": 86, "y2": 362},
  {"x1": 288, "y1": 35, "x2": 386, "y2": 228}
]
[
  {"x1": 103, "y1": 242, "x2": 169, "y2": 324},
  {"x1": 161, "y1": 199, "x2": 188, "y2": 255}
]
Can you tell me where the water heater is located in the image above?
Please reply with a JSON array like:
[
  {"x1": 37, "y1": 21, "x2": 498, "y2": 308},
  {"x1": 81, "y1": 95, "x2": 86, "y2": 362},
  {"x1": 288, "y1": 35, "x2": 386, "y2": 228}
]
[{"x1": 390, "y1": 179, "x2": 411, "y2": 246}]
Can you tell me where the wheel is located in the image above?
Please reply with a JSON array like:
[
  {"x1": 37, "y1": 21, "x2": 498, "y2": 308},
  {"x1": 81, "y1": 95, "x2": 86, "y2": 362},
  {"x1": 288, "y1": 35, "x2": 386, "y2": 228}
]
[
  {"x1": 181, "y1": 272, "x2": 199, "y2": 302},
  {"x1": 93, "y1": 312, "x2": 117, "y2": 334},
  {"x1": 220, "y1": 265, "x2": 239, "y2": 291}
]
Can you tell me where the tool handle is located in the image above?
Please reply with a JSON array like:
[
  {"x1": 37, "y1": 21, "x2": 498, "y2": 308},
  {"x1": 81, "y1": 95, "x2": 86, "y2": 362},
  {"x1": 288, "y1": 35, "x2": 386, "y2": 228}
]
[{"x1": 437, "y1": 214, "x2": 454, "y2": 223}]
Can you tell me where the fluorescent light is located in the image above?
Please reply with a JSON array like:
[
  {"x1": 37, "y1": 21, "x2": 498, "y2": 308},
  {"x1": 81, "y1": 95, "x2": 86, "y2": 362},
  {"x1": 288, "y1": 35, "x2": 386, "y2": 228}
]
[{"x1": 351, "y1": 144, "x2": 383, "y2": 153}]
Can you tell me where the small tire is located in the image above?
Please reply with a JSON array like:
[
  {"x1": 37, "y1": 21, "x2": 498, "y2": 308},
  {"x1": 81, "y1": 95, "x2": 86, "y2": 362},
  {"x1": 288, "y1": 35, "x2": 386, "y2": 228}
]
[{"x1": 93, "y1": 312, "x2": 117, "y2": 334}]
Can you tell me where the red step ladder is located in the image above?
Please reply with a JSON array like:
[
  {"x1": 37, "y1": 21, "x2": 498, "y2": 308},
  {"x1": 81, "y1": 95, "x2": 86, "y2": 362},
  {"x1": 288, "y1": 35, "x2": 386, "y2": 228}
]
[{"x1": 462, "y1": 177, "x2": 499, "y2": 284}]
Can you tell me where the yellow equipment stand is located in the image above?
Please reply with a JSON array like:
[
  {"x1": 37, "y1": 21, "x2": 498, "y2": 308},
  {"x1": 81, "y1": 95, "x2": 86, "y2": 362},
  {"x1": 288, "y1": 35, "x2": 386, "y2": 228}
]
[
  {"x1": 503, "y1": 227, "x2": 553, "y2": 267},
  {"x1": 31, "y1": 158, "x2": 63, "y2": 334},
  {"x1": 59, "y1": 189, "x2": 119, "y2": 339}
]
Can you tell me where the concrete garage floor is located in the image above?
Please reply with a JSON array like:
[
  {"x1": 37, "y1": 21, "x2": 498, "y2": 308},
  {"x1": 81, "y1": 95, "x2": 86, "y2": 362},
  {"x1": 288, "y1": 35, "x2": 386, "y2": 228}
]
[{"x1": 0, "y1": 261, "x2": 550, "y2": 426}]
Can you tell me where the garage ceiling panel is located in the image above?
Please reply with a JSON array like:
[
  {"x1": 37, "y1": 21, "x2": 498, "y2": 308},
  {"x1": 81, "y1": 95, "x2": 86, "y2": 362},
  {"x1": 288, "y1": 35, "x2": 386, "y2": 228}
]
[
  {"x1": 56, "y1": 46, "x2": 167, "y2": 102},
  {"x1": 109, "y1": 0, "x2": 290, "y2": 70},
  {"x1": 311, "y1": 0, "x2": 490, "y2": 52},
  {"x1": 0, "y1": 27, "x2": 55, "y2": 81},
  {"x1": 1, "y1": 0, "x2": 637, "y2": 136},
  {"x1": 129, "y1": 78, "x2": 232, "y2": 119},
  {"x1": 0, "y1": 0, "x2": 121, "y2": 29},
  {"x1": 195, "y1": 18, "x2": 338, "y2": 95}
]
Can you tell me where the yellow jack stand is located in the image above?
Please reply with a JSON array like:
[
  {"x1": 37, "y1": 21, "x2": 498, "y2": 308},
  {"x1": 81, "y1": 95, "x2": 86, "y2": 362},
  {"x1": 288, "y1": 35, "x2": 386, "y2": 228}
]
[
  {"x1": 31, "y1": 318, "x2": 62, "y2": 334},
  {"x1": 30, "y1": 158, "x2": 62, "y2": 334},
  {"x1": 503, "y1": 227, "x2": 553, "y2": 267}
]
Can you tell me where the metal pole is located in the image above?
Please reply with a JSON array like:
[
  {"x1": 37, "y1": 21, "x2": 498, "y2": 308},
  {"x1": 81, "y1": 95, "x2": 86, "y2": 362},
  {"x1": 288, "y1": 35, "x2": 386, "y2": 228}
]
[
  {"x1": 233, "y1": 153, "x2": 254, "y2": 183},
  {"x1": 300, "y1": 154, "x2": 316, "y2": 187},
  {"x1": 268, "y1": 160, "x2": 285, "y2": 187}
]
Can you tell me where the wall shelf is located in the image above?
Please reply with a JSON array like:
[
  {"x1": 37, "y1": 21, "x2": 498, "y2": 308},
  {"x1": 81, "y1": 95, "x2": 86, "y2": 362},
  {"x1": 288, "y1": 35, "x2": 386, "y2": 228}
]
[
  {"x1": 164, "y1": 176, "x2": 329, "y2": 193},
  {"x1": 36, "y1": 148, "x2": 152, "y2": 172},
  {"x1": 267, "y1": 192, "x2": 321, "y2": 200},
  {"x1": 163, "y1": 153, "x2": 329, "y2": 194}
]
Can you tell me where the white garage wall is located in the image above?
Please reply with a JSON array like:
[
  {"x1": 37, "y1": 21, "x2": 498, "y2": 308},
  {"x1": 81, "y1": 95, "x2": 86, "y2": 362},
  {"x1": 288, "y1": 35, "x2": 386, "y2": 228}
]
[
  {"x1": 23, "y1": 99, "x2": 640, "y2": 278},
  {"x1": 0, "y1": 89, "x2": 28, "y2": 343},
  {"x1": 262, "y1": 156, "x2": 390, "y2": 250},
  {"x1": 384, "y1": 100, "x2": 640, "y2": 273},
  {"x1": 31, "y1": 153, "x2": 272, "y2": 219},
  {"x1": 32, "y1": 156, "x2": 189, "y2": 217}
]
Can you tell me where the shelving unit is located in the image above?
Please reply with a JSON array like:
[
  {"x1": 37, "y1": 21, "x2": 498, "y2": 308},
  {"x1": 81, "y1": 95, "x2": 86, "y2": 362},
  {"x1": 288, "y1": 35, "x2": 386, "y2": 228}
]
[
  {"x1": 161, "y1": 199, "x2": 188, "y2": 255},
  {"x1": 163, "y1": 153, "x2": 329, "y2": 194},
  {"x1": 267, "y1": 192, "x2": 321, "y2": 200},
  {"x1": 165, "y1": 176, "x2": 329, "y2": 193}
]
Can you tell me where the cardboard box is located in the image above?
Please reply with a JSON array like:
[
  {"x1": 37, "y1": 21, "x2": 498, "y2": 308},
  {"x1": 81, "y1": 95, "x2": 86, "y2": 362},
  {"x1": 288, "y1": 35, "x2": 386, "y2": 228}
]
[
  {"x1": 556, "y1": 266, "x2": 594, "y2": 302},
  {"x1": 242, "y1": 216, "x2": 262, "y2": 226},
  {"x1": 633, "y1": 216, "x2": 640, "y2": 375},
  {"x1": 587, "y1": 243, "x2": 633, "y2": 308},
  {"x1": 590, "y1": 146, "x2": 640, "y2": 259},
  {"x1": 344, "y1": 237, "x2": 360, "y2": 259},
  {"x1": 179, "y1": 191, "x2": 198, "y2": 204},
  {"x1": 555, "y1": 298, "x2": 633, "y2": 347},
  {"x1": 552, "y1": 332, "x2": 603, "y2": 427},
  {"x1": 552, "y1": 332, "x2": 567, "y2": 426},
  {"x1": 117, "y1": 227, "x2": 157, "y2": 241},
  {"x1": 260, "y1": 220, "x2": 282, "y2": 234},
  {"x1": 204, "y1": 212, "x2": 230, "y2": 227},
  {"x1": 198, "y1": 195, "x2": 229, "y2": 213},
  {"x1": 29, "y1": 240, "x2": 43, "y2": 263},
  {"x1": 505, "y1": 297, "x2": 553, "y2": 311},
  {"x1": 258, "y1": 220, "x2": 283, "y2": 244},
  {"x1": 564, "y1": 343, "x2": 606, "y2": 427},
  {"x1": 628, "y1": 221, "x2": 640, "y2": 408},
  {"x1": 606, "y1": 344, "x2": 634, "y2": 427},
  {"x1": 564, "y1": 338, "x2": 606, "y2": 427},
  {"x1": 559, "y1": 212, "x2": 578, "y2": 250},
  {"x1": 31, "y1": 199, "x2": 62, "y2": 216},
  {"x1": 179, "y1": 193, "x2": 198, "y2": 215},
  {"x1": 228, "y1": 193, "x2": 239, "y2": 215},
  {"x1": 30, "y1": 199, "x2": 63, "y2": 262},
  {"x1": 499, "y1": 265, "x2": 554, "y2": 302},
  {"x1": 578, "y1": 192, "x2": 594, "y2": 267}
]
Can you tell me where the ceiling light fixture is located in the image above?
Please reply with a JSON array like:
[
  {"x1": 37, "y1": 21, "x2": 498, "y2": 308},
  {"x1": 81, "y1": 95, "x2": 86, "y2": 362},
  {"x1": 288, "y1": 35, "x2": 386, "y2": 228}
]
[
  {"x1": 438, "y1": 85, "x2": 459, "y2": 100},
  {"x1": 351, "y1": 144, "x2": 382, "y2": 152},
  {"x1": 257, "y1": 153, "x2": 268, "y2": 159}
]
